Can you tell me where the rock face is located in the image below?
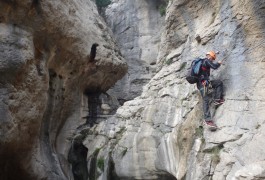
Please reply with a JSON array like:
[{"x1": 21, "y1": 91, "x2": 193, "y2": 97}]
[
  {"x1": 1, "y1": 0, "x2": 265, "y2": 180},
  {"x1": 81, "y1": 0, "x2": 265, "y2": 180},
  {"x1": 0, "y1": 0, "x2": 127, "y2": 179},
  {"x1": 105, "y1": 0, "x2": 165, "y2": 101}
]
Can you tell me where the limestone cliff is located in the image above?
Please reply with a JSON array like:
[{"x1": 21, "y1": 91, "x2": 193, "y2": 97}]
[
  {"x1": 81, "y1": 0, "x2": 265, "y2": 180},
  {"x1": 0, "y1": 0, "x2": 126, "y2": 179},
  {"x1": 1, "y1": 0, "x2": 265, "y2": 180},
  {"x1": 106, "y1": 0, "x2": 165, "y2": 101}
]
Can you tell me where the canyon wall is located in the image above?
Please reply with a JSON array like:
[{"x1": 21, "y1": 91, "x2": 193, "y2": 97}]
[
  {"x1": 1, "y1": 0, "x2": 265, "y2": 180},
  {"x1": 106, "y1": 0, "x2": 165, "y2": 101},
  {"x1": 0, "y1": 0, "x2": 126, "y2": 179},
  {"x1": 84, "y1": 0, "x2": 265, "y2": 179}
]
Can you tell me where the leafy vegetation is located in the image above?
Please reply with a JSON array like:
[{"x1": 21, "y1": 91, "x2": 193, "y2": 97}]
[
  {"x1": 159, "y1": 5, "x2": 167, "y2": 16},
  {"x1": 97, "y1": 157, "x2": 105, "y2": 171},
  {"x1": 95, "y1": 0, "x2": 111, "y2": 8},
  {"x1": 203, "y1": 144, "x2": 224, "y2": 164},
  {"x1": 165, "y1": 58, "x2": 173, "y2": 65},
  {"x1": 116, "y1": 126, "x2": 126, "y2": 134},
  {"x1": 195, "y1": 126, "x2": 204, "y2": 137},
  {"x1": 158, "y1": 0, "x2": 169, "y2": 16},
  {"x1": 93, "y1": 148, "x2": 101, "y2": 156},
  {"x1": 211, "y1": 147, "x2": 221, "y2": 164}
]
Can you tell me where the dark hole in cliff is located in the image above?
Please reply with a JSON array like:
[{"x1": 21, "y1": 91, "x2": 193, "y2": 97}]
[
  {"x1": 84, "y1": 91, "x2": 101, "y2": 127},
  {"x1": 117, "y1": 98, "x2": 126, "y2": 106},
  {"x1": 29, "y1": 0, "x2": 42, "y2": 14},
  {"x1": 88, "y1": 148, "x2": 99, "y2": 180},
  {"x1": 31, "y1": 0, "x2": 39, "y2": 7},
  {"x1": 107, "y1": 155, "x2": 120, "y2": 180},
  {"x1": 154, "y1": 0, "x2": 168, "y2": 16},
  {"x1": 0, "y1": 150, "x2": 36, "y2": 180},
  {"x1": 49, "y1": 68, "x2": 57, "y2": 78},
  {"x1": 88, "y1": 148, "x2": 109, "y2": 180},
  {"x1": 89, "y1": 43, "x2": 99, "y2": 62},
  {"x1": 48, "y1": 69, "x2": 57, "y2": 90},
  {"x1": 68, "y1": 136, "x2": 88, "y2": 180},
  {"x1": 157, "y1": 173, "x2": 178, "y2": 180}
]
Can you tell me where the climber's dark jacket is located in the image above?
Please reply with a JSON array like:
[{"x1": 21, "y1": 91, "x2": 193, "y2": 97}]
[{"x1": 197, "y1": 58, "x2": 221, "y2": 89}]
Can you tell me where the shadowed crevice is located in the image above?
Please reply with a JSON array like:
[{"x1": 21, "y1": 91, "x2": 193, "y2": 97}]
[
  {"x1": 84, "y1": 91, "x2": 101, "y2": 127},
  {"x1": 0, "y1": 150, "x2": 36, "y2": 180},
  {"x1": 68, "y1": 136, "x2": 88, "y2": 180},
  {"x1": 89, "y1": 43, "x2": 99, "y2": 62}
]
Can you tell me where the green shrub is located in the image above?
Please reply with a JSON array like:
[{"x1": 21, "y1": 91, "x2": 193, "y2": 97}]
[
  {"x1": 211, "y1": 147, "x2": 221, "y2": 164},
  {"x1": 158, "y1": 0, "x2": 169, "y2": 16},
  {"x1": 95, "y1": 0, "x2": 111, "y2": 8},
  {"x1": 117, "y1": 127, "x2": 126, "y2": 134},
  {"x1": 159, "y1": 5, "x2": 167, "y2": 16},
  {"x1": 203, "y1": 144, "x2": 224, "y2": 164},
  {"x1": 97, "y1": 157, "x2": 104, "y2": 171},
  {"x1": 165, "y1": 58, "x2": 173, "y2": 65},
  {"x1": 93, "y1": 148, "x2": 101, "y2": 156},
  {"x1": 195, "y1": 126, "x2": 204, "y2": 137}
]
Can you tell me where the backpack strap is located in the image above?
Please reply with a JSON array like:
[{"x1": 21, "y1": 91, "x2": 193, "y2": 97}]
[{"x1": 201, "y1": 59, "x2": 208, "y2": 71}]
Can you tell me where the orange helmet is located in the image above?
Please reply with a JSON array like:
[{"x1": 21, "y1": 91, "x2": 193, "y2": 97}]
[{"x1": 206, "y1": 51, "x2": 216, "y2": 60}]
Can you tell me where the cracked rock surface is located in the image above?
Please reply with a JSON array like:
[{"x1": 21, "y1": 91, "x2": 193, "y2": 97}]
[
  {"x1": 0, "y1": 0, "x2": 126, "y2": 179},
  {"x1": 83, "y1": 0, "x2": 265, "y2": 179},
  {"x1": 1, "y1": 0, "x2": 265, "y2": 180}
]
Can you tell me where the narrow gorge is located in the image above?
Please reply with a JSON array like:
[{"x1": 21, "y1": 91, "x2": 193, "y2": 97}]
[{"x1": 0, "y1": 0, "x2": 265, "y2": 180}]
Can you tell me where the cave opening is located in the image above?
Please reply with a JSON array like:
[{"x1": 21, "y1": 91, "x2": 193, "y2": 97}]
[{"x1": 68, "y1": 136, "x2": 88, "y2": 180}]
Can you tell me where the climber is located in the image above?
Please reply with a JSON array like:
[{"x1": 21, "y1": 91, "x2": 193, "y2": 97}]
[{"x1": 197, "y1": 51, "x2": 224, "y2": 129}]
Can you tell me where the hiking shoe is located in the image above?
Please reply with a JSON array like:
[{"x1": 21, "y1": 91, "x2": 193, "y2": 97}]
[
  {"x1": 204, "y1": 120, "x2": 217, "y2": 128},
  {"x1": 213, "y1": 99, "x2": 225, "y2": 106}
]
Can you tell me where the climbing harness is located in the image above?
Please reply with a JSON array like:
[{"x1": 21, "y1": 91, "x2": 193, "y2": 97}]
[{"x1": 202, "y1": 80, "x2": 212, "y2": 96}]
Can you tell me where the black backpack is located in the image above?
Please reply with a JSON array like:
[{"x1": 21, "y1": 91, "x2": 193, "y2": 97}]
[{"x1": 186, "y1": 58, "x2": 204, "y2": 84}]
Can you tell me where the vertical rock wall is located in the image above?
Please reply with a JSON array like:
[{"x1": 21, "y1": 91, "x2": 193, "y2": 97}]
[
  {"x1": 0, "y1": 0, "x2": 127, "y2": 179},
  {"x1": 105, "y1": 0, "x2": 165, "y2": 101},
  {"x1": 1, "y1": 0, "x2": 265, "y2": 180},
  {"x1": 83, "y1": 0, "x2": 265, "y2": 179}
]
